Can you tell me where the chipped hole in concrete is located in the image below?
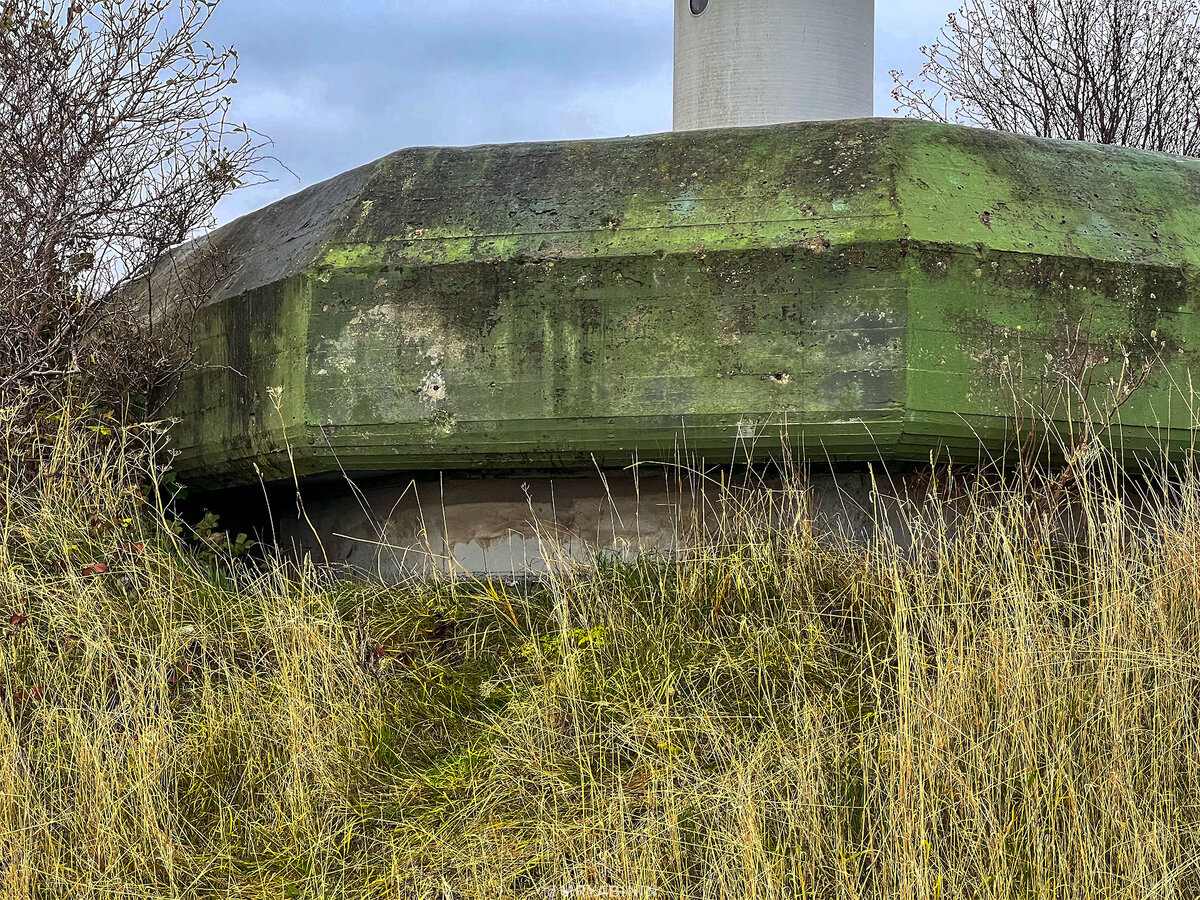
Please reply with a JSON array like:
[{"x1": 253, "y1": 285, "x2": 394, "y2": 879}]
[
  {"x1": 422, "y1": 371, "x2": 447, "y2": 402},
  {"x1": 769, "y1": 372, "x2": 791, "y2": 385}
]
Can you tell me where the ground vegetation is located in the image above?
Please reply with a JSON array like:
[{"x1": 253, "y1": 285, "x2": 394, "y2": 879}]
[{"x1": 2, "y1": 410, "x2": 1200, "y2": 898}]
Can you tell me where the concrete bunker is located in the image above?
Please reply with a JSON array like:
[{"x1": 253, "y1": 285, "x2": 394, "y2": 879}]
[{"x1": 161, "y1": 117, "x2": 1200, "y2": 576}]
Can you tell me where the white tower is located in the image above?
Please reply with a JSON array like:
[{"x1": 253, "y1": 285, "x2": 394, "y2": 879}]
[{"x1": 673, "y1": 0, "x2": 875, "y2": 131}]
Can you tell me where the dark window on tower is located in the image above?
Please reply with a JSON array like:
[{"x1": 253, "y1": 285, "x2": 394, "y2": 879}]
[{"x1": 690, "y1": 0, "x2": 709, "y2": 14}]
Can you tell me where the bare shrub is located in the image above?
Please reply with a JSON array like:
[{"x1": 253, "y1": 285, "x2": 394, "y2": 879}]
[
  {"x1": 892, "y1": 0, "x2": 1200, "y2": 155},
  {"x1": 0, "y1": 0, "x2": 266, "y2": 416}
]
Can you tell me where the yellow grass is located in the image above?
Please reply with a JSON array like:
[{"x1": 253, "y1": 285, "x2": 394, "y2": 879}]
[{"x1": 2, "y1": 407, "x2": 1200, "y2": 898}]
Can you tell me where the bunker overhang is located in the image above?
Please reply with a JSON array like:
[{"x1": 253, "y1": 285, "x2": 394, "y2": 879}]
[{"x1": 166, "y1": 119, "x2": 1200, "y2": 491}]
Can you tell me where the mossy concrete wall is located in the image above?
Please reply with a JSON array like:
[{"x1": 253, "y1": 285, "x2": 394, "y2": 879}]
[{"x1": 168, "y1": 119, "x2": 1200, "y2": 492}]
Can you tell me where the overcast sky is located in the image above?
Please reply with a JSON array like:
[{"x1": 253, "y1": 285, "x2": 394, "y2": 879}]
[{"x1": 208, "y1": 1, "x2": 955, "y2": 223}]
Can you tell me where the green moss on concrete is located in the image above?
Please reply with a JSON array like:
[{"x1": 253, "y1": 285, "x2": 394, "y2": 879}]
[
  {"x1": 166, "y1": 119, "x2": 1200, "y2": 488},
  {"x1": 169, "y1": 275, "x2": 312, "y2": 483}
]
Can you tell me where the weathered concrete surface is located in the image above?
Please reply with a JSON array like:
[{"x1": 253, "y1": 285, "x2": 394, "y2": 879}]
[
  {"x1": 274, "y1": 468, "x2": 914, "y2": 579},
  {"x1": 166, "y1": 119, "x2": 1200, "y2": 496}
]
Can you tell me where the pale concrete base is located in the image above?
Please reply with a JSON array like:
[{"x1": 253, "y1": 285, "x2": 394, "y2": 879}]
[{"x1": 276, "y1": 467, "x2": 924, "y2": 580}]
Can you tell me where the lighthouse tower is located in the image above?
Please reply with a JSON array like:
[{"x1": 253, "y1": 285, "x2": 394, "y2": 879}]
[{"x1": 673, "y1": 0, "x2": 875, "y2": 131}]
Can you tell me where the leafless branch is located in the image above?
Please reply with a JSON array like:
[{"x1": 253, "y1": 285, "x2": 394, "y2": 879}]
[
  {"x1": 0, "y1": 0, "x2": 269, "y2": 416},
  {"x1": 892, "y1": 0, "x2": 1200, "y2": 156}
]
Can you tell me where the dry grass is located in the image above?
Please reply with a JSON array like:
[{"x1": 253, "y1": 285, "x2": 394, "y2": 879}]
[{"x1": 2, "y1": 408, "x2": 1200, "y2": 898}]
